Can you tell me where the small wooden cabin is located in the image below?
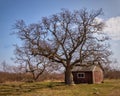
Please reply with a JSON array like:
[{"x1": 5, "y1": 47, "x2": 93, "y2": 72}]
[{"x1": 72, "y1": 64, "x2": 104, "y2": 84}]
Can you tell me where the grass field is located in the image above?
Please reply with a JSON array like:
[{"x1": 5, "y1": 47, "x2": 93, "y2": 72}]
[{"x1": 0, "y1": 79, "x2": 120, "y2": 96}]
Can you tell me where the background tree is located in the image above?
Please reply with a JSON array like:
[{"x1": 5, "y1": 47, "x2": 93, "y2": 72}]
[
  {"x1": 14, "y1": 45, "x2": 47, "y2": 81},
  {"x1": 13, "y1": 44, "x2": 62, "y2": 81},
  {"x1": 0, "y1": 61, "x2": 16, "y2": 73},
  {"x1": 14, "y1": 8, "x2": 111, "y2": 84}
]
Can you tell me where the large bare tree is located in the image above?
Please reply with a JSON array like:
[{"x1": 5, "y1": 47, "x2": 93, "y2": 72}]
[{"x1": 14, "y1": 8, "x2": 111, "y2": 84}]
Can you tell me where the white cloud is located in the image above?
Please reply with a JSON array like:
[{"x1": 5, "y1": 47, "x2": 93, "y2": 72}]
[
  {"x1": 104, "y1": 17, "x2": 120, "y2": 40},
  {"x1": 95, "y1": 17, "x2": 103, "y2": 23}
]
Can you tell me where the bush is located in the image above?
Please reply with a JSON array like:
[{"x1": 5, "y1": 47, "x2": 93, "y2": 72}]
[
  {"x1": 0, "y1": 71, "x2": 64, "y2": 83},
  {"x1": 104, "y1": 69, "x2": 120, "y2": 79}
]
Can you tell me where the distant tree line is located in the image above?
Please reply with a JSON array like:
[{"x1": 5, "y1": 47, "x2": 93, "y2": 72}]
[
  {"x1": 0, "y1": 61, "x2": 64, "y2": 83},
  {"x1": 0, "y1": 61, "x2": 120, "y2": 83}
]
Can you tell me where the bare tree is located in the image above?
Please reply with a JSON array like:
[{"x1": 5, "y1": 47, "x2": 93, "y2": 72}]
[
  {"x1": 0, "y1": 61, "x2": 15, "y2": 73},
  {"x1": 14, "y1": 45, "x2": 47, "y2": 81},
  {"x1": 13, "y1": 8, "x2": 111, "y2": 84},
  {"x1": 0, "y1": 61, "x2": 8, "y2": 72}
]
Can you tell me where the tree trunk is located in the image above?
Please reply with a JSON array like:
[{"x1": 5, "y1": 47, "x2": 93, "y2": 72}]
[{"x1": 65, "y1": 66, "x2": 74, "y2": 85}]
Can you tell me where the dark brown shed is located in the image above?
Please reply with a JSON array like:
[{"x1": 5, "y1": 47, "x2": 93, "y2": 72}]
[{"x1": 72, "y1": 64, "x2": 104, "y2": 84}]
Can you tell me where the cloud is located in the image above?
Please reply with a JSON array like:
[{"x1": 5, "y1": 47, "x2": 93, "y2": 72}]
[{"x1": 104, "y1": 17, "x2": 120, "y2": 40}]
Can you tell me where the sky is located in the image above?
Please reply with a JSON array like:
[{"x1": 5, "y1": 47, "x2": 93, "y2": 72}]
[{"x1": 0, "y1": 0, "x2": 120, "y2": 69}]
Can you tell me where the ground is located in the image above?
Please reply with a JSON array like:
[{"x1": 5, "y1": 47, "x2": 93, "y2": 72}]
[{"x1": 0, "y1": 79, "x2": 120, "y2": 96}]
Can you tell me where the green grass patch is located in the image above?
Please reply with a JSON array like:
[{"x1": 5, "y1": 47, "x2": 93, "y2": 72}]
[{"x1": 0, "y1": 79, "x2": 120, "y2": 96}]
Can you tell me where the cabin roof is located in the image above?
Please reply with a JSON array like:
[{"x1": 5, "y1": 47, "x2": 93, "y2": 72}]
[{"x1": 72, "y1": 64, "x2": 96, "y2": 72}]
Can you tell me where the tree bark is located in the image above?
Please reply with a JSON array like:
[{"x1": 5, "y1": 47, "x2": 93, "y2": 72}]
[{"x1": 65, "y1": 66, "x2": 74, "y2": 85}]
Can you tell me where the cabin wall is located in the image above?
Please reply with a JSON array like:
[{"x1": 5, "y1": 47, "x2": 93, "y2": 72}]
[
  {"x1": 72, "y1": 71, "x2": 93, "y2": 84},
  {"x1": 93, "y1": 66, "x2": 103, "y2": 83}
]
